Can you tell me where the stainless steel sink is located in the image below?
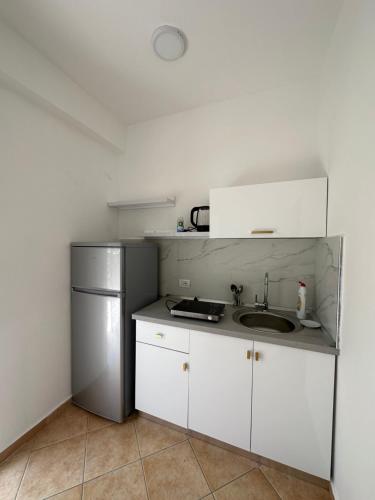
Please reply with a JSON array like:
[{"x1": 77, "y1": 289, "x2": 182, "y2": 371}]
[{"x1": 232, "y1": 308, "x2": 301, "y2": 334}]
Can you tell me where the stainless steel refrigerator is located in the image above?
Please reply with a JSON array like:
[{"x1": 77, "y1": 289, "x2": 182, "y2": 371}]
[{"x1": 71, "y1": 241, "x2": 157, "y2": 422}]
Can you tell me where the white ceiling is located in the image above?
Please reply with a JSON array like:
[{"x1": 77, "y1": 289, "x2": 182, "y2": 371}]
[{"x1": 0, "y1": 0, "x2": 342, "y2": 125}]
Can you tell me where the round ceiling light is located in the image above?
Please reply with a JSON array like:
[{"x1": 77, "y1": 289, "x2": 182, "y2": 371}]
[{"x1": 152, "y1": 25, "x2": 186, "y2": 61}]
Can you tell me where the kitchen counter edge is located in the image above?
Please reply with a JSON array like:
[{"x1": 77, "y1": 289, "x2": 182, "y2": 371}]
[{"x1": 132, "y1": 298, "x2": 339, "y2": 356}]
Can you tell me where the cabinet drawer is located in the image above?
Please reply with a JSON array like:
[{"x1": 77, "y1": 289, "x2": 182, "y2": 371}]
[{"x1": 136, "y1": 320, "x2": 189, "y2": 353}]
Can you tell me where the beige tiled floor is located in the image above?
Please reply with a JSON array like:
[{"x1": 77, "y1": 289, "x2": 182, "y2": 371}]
[{"x1": 0, "y1": 403, "x2": 332, "y2": 500}]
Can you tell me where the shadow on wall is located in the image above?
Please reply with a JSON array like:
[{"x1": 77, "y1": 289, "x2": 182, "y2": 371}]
[{"x1": 232, "y1": 159, "x2": 326, "y2": 187}]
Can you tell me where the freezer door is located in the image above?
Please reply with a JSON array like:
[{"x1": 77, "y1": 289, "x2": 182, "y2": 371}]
[
  {"x1": 71, "y1": 290, "x2": 124, "y2": 421},
  {"x1": 71, "y1": 246, "x2": 123, "y2": 291}
]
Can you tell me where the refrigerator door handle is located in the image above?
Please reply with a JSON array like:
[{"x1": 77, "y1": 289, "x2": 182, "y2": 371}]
[{"x1": 72, "y1": 287, "x2": 123, "y2": 298}]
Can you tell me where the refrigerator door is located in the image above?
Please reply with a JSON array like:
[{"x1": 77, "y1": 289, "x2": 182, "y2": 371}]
[
  {"x1": 71, "y1": 289, "x2": 124, "y2": 421},
  {"x1": 71, "y1": 246, "x2": 123, "y2": 291}
]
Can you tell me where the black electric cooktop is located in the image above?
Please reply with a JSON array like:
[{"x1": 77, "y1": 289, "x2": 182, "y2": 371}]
[{"x1": 170, "y1": 299, "x2": 225, "y2": 323}]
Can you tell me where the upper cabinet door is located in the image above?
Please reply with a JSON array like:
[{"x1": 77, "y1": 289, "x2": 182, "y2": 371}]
[
  {"x1": 189, "y1": 331, "x2": 253, "y2": 451},
  {"x1": 251, "y1": 341, "x2": 335, "y2": 480},
  {"x1": 210, "y1": 178, "x2": 327, "y2": 238}
]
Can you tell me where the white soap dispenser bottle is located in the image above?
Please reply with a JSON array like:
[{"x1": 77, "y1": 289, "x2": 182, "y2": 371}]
[{"x1": 296, "y1": 281, "x2": 307, "y2": 320}]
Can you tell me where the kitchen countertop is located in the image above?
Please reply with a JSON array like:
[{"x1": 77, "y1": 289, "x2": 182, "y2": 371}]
[{"x1": 132, "y1": 297, "x2": 339, "y2": 355}]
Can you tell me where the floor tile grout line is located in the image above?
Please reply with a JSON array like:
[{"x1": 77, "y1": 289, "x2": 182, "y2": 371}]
[
  {"x1": 14, "y1": 451, "x2": 31, "y2": 499},
  {"x1": 188, "y1": 439, "x2": 212, "y2": 493},
  {"x1": 258, "y1": 467, "x2": 283, "y2": 499},
  {"x1": 82, "y1": 457, "x2": 142, "y2": 486},
  {"x1": 9, "y1": 406, "x2": 324, "y2": 500},
  {"x1": 0, "y1": 425, "x2": 176, "y2": 467},
  {"x1": 12, "y1": 407, "x2": 118, "y2": 500},
  {"x1": 44, "y1": 483, "x2": 83, "y2": 500},
  {"x1": 35, "y1": 433, "x2": 88, "y2": 500},
  {"x1": 17, "y1": 447, "x2": 279, "y2": 500},
  {"x1": 8, "y1": 409, "x2": 80, "y2": 459},
  {"x1": 1, "y1": 437, "x2": 35, "y2": 465},
  {"x1": 81, "y1": 417, "x2": 89, "y2": 500},
  {"x1": 139, "y1": 435, "x2": 190, "y2": 461},
  {"x1": 31, "y1": 420, "x2": 115, "y2": 454},
  {"x1": 133, "y1": 421, "x2": 150, "y2": 500},
  {"x1": 189, "y1": 437, "x2": 261, "y2": 494},
  {"x1": 31, "y1": 431, "x2": 87, "y2": 453},
  {"x1": 30, "y1": 406, "x2": 115, "y2": 454},
  {"x1": 210, "y1": 465, "x2": 260, "y2": 497},
  {"x1": 41, "y1": 418, "x2": 89, "y2": 500}
]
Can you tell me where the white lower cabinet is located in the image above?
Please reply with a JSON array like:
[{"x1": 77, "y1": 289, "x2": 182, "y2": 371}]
[
  {"x1": 188, "y1": 331, "x2": 253, "y2": 450},
  {"x1": 251, "y1": 341, "x2": 335, "y2": 480},
  {"x1": 135, "y1": 341, "x2": 189, "y2": 427},
  {"x1": 135, "y1": 321, "x2": 335, "y2": 479}
]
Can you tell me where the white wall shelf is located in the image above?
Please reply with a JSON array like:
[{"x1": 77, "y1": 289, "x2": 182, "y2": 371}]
[
  {"x1": 108, "y1": 197, "x2": 176, "y2": 210},
  {"x1": 144, "y1": 230, "x2": 210, "y2": 239}
]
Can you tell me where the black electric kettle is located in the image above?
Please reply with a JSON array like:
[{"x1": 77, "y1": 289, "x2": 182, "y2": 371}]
[{"x1": 190, "y1": 206, "x2": 209, "y2": 232}]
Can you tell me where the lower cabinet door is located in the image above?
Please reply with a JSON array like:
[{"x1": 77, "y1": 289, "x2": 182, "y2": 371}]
[
  {"x1": 189, "y1": 331, "x2": 253, "y2": 450},
  {"x1": 251, "y1": 341, "x2": 335, "y2": 479},
  {"x1": 135, "y1": 341, "x2": 189, "y2": 428}
]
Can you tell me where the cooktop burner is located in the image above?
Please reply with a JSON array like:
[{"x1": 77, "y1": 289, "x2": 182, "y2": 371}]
[{"x1": 170, "y1": 299, "x2": 225, "y2": 322}]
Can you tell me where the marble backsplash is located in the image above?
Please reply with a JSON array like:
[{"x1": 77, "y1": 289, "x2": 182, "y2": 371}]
[
  {"x1": 155, "y1": 236, "x2": 342, "y2": 346},
  {"x1": 314, "y1": 236, "x2": 342, "y2": 346},
  {"x1": 157, "y1": 238, "x2": 318, "y2": 311}
]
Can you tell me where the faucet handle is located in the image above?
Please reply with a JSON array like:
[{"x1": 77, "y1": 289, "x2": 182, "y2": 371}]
[{"x1": 255, "y1": 293, "x2": 258, "y2": 303}]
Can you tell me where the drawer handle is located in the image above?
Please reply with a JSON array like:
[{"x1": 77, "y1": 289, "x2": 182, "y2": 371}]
[
  {"x1": 251, "y1": 229, "x2": 275, "y2": 235},
  {"x1": 246, "y1": 350, "x2": 252, "y2": 360},
  {"x1": 182, "y1": 362, "x2": 189, "y2": 372},
  {"x1": 154, "y1": 333, "x2": 165, "y2": 339},
  {"x1": 255, "y1": 352, "x2": 260, "y2": 361}
]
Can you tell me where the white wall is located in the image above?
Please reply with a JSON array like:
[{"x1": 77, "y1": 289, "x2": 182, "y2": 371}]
[
  {"x1": 0, "y1": 19, "x2": 126, "y2": 151},
  {"x1": 318, "y1": 1, "x2": 375, "y2": 499},
  {"x1": 118, "y1": 82, "x2": 324, "y2": 237},
  {"x1": 0, "y1": 85, "x2": 120, "y2": 451}
]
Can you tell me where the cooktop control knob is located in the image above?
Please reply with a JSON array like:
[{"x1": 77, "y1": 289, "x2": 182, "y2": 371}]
[{"x1": 207, "y1": 315, "x2": 213, "y2": 321}]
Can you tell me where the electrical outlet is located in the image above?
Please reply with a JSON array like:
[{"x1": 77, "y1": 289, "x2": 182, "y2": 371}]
[{"x1": 179, "y1": 278, "x2": 191, "y2": 288}]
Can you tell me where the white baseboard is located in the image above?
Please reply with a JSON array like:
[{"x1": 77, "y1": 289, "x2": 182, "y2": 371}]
[
  {"x1": 330, "y1": 481, "x2": 339, "y2": 500},
  {"x1": 2, "y1": 394, "x2": 72, "y2": 453}
]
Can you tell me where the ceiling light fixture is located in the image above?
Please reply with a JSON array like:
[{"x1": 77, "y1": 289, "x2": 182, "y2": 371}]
[{"x1": 152, "y1": 25, "x2": 186, "y2": 61}]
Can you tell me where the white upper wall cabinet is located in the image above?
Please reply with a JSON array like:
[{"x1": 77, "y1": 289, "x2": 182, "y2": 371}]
[{"x1": 210, "y1": 178, "x2": 327, "y2": 238}]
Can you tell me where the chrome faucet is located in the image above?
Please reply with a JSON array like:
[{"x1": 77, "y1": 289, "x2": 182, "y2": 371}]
[
  {"x1": 254, "y1": 272, "x2": 269, "y2": 311},
  {"x1": 230, "y1": 284, "x2": 243, "y2": 307}
]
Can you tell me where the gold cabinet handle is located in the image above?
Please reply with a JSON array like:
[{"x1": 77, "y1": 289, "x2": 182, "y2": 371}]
[
  {"x1": 154, "y1": 333, "x2": 164, "y2": 339},
  {"x1": 246, "y1": 350, "x2": 252, "y2": 360},
  {"x1": 251, "y1": 229, "x2": 275, "y2": 235},
  {"x1": 182, "y1": 362, "x2": 189, "y2": 372},
  {"x1": 255, "y1": 352, "x2": 260, "y2": 361}
]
